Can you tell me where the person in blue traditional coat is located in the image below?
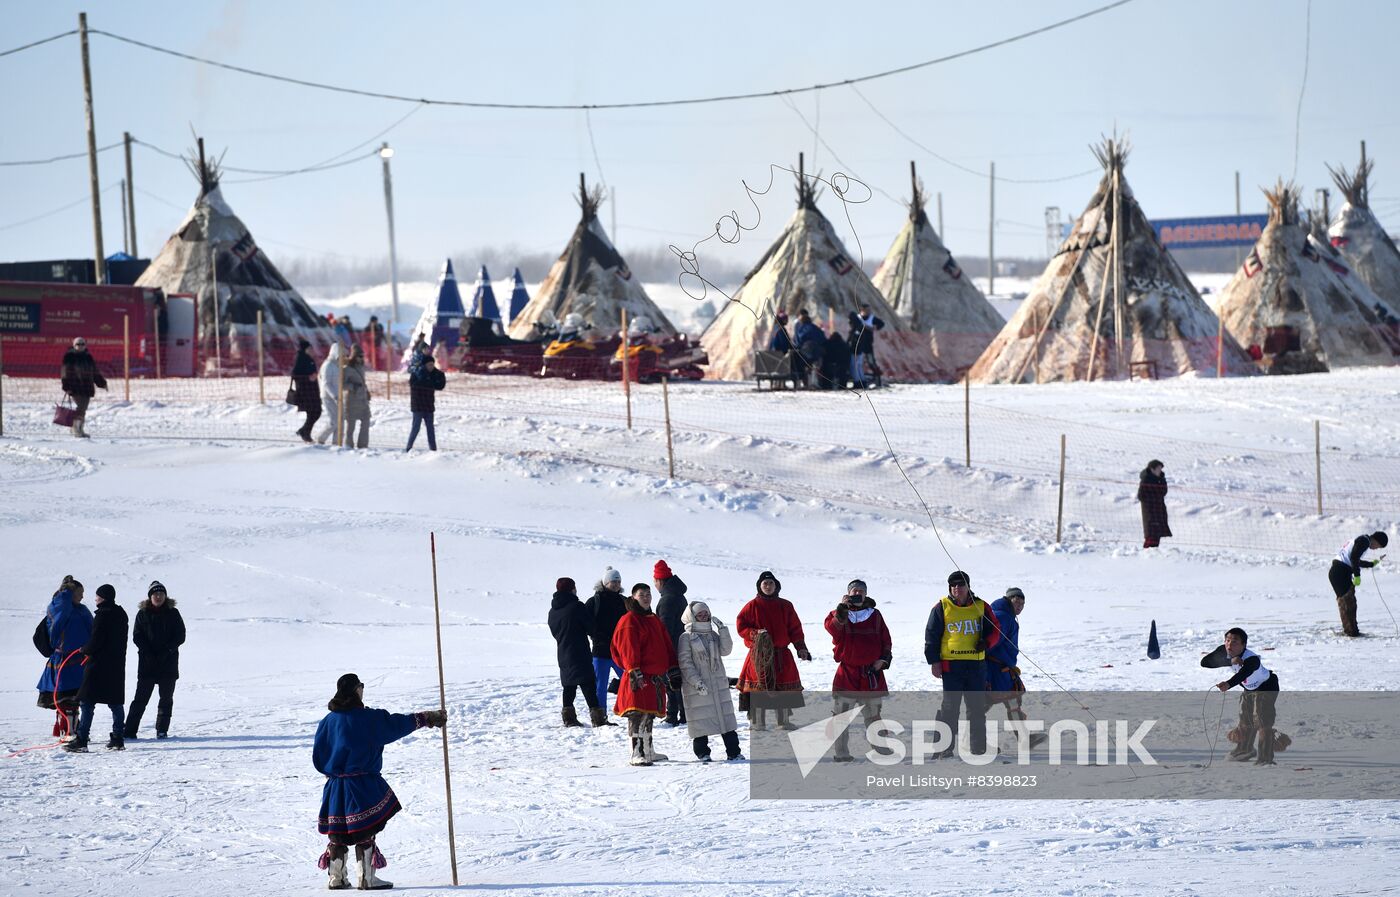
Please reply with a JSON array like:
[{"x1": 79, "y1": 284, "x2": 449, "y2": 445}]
[
  {"x1": 37, "y1": 575, "x2": 94, "y2": 740},
  {"x1": 313, "y1": 673, "x2": 446, "y2": 890},
  {"x1": 984, "y1": 587, "x2": 1047, "y2": 750}
]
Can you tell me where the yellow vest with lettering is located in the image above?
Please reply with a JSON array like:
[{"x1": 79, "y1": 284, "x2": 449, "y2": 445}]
[{"x1": 940, "y1": 596, "x2": 986, "y2": 661}]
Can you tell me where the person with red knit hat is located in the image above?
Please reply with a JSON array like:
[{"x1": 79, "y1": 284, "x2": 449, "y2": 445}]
[
  {"x1": 736, "y1": 570, "x2": 810, "y2": 730},
  {"x1": 547, "y1": 577, "x2": 604, "y2": 727},
  {"x1": 653, "y1": 559, "x2": 689, "y2": 727}
]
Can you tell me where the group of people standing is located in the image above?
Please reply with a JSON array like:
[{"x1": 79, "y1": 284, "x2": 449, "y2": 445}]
[
  {"x1": 767, "y1": 302, "x2": 887, "y2": 390},
  {"x1": 35, "y1": 576, "x2": 186, "y2": 752}
]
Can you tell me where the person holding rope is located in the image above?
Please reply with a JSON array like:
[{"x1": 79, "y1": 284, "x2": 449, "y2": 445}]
[
  {"x1": 66, "y1": 584, "x2": 129, "y2": 753},
  {"x1": 1201, "y1": 628, "x2": 1288, "y2": 765},
  {"x1": 984, "y1": 587, "x2": 1048, "y2": 750},
  {"x1": 736, "y1": 571, "x2": 810, "y2": 731},
  {"x1": 313, "y1": 673, "x2": 446, "y2": 890},
  {"x1": 1329, "y1": 531, "x2": 1387, "y2": 637},
  {"x1": 924, "y1": 570, "x2": 1000, "y2": 758},
  {"x1": 36, "y1": 575, "x2": 93, "y2": 741},
  {"x1": 611, "y1": 583, "x2": 681, "y2": 766},
  {"x1": 825, "y1": 578, "x2": 892, "y2": 762}
]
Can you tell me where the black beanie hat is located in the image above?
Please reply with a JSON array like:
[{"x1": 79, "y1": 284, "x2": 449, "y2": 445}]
[
  {"x1": 96, "y1": 584, "x2": 116, "y2": 601},
  {"x1": 756, "y1": 570, "x2": 781, "y2": 593},
  {"x1": 329, "y1": 673, "x2": 364, "y2": 711},
  {"x1": 147, "y1": 580, "x2": 167, "y2": 597},
  {"x1": 947, "y1": 570, "x2": 971, "y2": 587}
]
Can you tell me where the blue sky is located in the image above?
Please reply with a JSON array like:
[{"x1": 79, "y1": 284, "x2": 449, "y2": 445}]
[{"x1": 3, "y1": 0, "x2": 1398, "y2": 278}]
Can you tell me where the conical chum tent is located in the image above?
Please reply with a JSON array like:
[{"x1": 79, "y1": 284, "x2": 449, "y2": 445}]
[
  {"x1": 507, "y1": 175, "x2": 677, "y2": 340},
  {"x1": 872, "y1": 162, "x2": 1004, "y2": 374},
  {"x1": 469, "y1": 265, "x2": 501, "y2": 324},
  {"x1": 1216, "y1": 181, "x2": 1399, "y2": 374},
  {"x1": 507, "y1": 267, "x2": 530, "y2": 325},
  {"x1": 700, "y1": 157, "x2": 945, "y2": 382},
  {"x1": 403, "y1": 259, "x2": 467, "y2": 364},
  {"x1": 1328, "y1": 149, "x2": 1400, "y2": 309},
  {"x1": 969, "y1": 138, "x2": 1253, "y2": 383},
  {"x1": 134, "y1": 145, "x2": 332, "y2": 372}
]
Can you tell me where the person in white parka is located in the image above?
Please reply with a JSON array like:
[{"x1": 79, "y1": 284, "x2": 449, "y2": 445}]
[
  {"x1": 313, "y1": 342, "x2": 344, "y2": 445},
  {"x1": 677, "y1": 601, "x2": 743, "y2": 762}
]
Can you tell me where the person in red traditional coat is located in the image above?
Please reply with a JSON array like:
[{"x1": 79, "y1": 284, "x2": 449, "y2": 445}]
[
  {"x1": 736, "y1": 570, "x2": 810, "y2": 730},
  {"x1": 824, "y1": 578, "x2": 892, "y2": 761},
  {"x1": 610, "y1": 583, "x2": 680, "y2": 766}
]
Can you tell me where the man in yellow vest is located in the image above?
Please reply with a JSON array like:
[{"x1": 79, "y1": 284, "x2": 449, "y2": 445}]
[{"x1": 923, "y1": 570, "x2": 1001, "y2": 758}]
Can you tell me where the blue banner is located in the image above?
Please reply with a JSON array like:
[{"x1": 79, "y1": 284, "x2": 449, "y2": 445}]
[{"x1": 1151, "y1": 215, "x2": 1268, "y2": 249}]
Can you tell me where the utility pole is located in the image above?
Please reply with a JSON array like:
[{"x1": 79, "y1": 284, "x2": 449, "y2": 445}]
[
  {"x1": 124, "y1": 131, "x2": 137, "y2": 256},
  {"x1": 936, "y1": 191, "x2": 944, "y2": 237},
  {"x1": 1234, "y1": 170, "x2": 1242, "y2": 270},
  {"x1": 120, "y1": 178, "x2": 128, "y2": 254},
  {"x1": 379, "y1": 143, "x2": 401, "y2": 330},
  {"x1": 988, "y1": 161, "x2": 996, "y2": 297},
  {"x1": 79, "y1": 13, "x2": 106, "y2": 283}
]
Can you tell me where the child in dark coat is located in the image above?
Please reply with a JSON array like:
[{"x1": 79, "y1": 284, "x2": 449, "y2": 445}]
[{"x1": 547, "y1": 578, "x2": 603, "y2": 727}]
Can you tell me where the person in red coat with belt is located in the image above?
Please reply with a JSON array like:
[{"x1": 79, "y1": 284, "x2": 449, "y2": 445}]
[
  {"x1": 611, "y1": 583, "x2": 680, "y2": 766},
  {"x1": 736, "y1": 570, "x2": 810, "y2": 731},
  {"x1": 824, "y1": 578, "x2": 892, "y2": 762}
]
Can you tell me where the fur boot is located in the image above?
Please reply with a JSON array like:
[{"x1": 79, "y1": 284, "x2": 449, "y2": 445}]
[
  {"x1": 642, "y1": 716, "x2": 667, "y2": 762},
  {"x1": 775, "y1": 708, "x2": 798, "y2": 731},
  {"x1": 748, "y1": 707, "x2": 767, "y2": 731},
  {"x1": 326, "y1": 844, "x2": 350, "y2": 890},
  {"x1": 588, "y1": 707, "x2": 612, "y2": 727},
  {"x1": 1228, "y1": 725, "x2": 1257, "y2": 761},
  {"x1": 354, "y1": 841, "x2": 391, "y2": 890},
  {"x1": 1254, "y1": 727, "x2": 1277, "y2": 766},
  {"x1": 627, "y1": 715, "x2": 650, "y2": 766},
  {"x1": 1337, "y1": 590, "x2": 1361, "y2": 637},
  {"x1": 562, "y1": 706, "x2": 582, "y2": 728}
]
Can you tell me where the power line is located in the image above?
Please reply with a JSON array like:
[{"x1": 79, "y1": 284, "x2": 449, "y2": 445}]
[
  {"x1": 0, "y1": 141, "x2": 122, "y2": 167},
  {"x1": 87, "y1": 2, "x2": 1135, "y2": 110},
  {"x1": 0, "y1": 30, "x2": 75, "y2": 59}
]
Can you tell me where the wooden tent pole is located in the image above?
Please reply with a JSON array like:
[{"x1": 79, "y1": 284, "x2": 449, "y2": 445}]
[
  {"x1": 429, "y1": 533, "x2": 460, "y2": 886},
  {"x1": 1112, "y1": 165, "x2": 1125, "y2": 377},
  {"x1": 1086, "y1": 237, "x2": 1114, "y2": 382}
]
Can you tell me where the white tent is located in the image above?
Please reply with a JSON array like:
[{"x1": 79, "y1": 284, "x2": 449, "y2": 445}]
[
  {"x1": 969, "y1": 138, "x2": 1253, "y2": 383},
  {"x1": 507, "y1": 175, "x2": 677, "y2": 340},
  {"x1": 699, "y1": 160, "x2": 945, "y2": 383},
  {"x1": 872, "y1": 162, "x2": 1004, "y2": 374},
  {"x1": 134, "y1": 153, "x2": 332, "y2": 372},
  {"x1": 1328, "y1": 151, "x2": 1400, "y2": 310},
  {"x1": 1217, "y1": 180, "x2": 1399, "y2": 374}
]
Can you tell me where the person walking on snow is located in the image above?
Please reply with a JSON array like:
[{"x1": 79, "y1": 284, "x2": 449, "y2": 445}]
[
  {"x1": 314, "y1": 342, "x2": 344, "y2": 444},
  {"x1": 313, "y1": 673, "x2": 445, "y2": 890},
  {"x1": 1201, "y1": 628, "x2": 1287, "y2": 765},
  {"x1": 1329, "y1": 531, "x2": 1387, "y2": 637},
  {"x1": 584, "y1": 566, "x2": 627, "y2": 725},
  {"x1": 985, "y1": 587, "x2": 1047, "y2": 749},
  {"x1": 736, "y1": 570, "x2": 810, "y2": 730},
  {"x1": 66, "y1": 584, "x2": 129, "y2": 753},
  {"x1": 37, "y1": 575, "x2": 93, "y2": 741},
  {"x1": 677, "y1": 601, "x2": 743, "y2": 762},
  {"x1": 291, "y1": 339, "x2": 322, "y2": 444},
  {"x1": 60, "y1": 336, "x2": 106, "y2": 438},
  {"x1": 124, "y1": 580, "x2": 186, "y2": 739},
  {"x1": 1137, "y1": 459, "x2": 1172, "y2": 548},
  {"x1": 341, "y1": 344, "x2": 372, "y2": 448},
  {"x1": 653, "y1": 559, "x2": 689, "y2": 727},
  {"x1": 547, "y1": 577, "x2": 603, "y2": 727},
  {"x1": 405, "y1": 354, "x2": 446, "y2": 451},
  {"x1": 611, "y1": 583, "x2": 681, "y2": 766},
  {"x1": 825, "y1": 579, "x2": 892, "y2": 762},
  {"x1": 923, "y1": 570, "x2": 1000, "y2": 757}
]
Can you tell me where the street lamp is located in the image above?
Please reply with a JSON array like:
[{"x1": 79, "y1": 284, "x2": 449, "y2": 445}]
[{"x1": 379, "y1": 142, "x2": 400, "y2": 333}]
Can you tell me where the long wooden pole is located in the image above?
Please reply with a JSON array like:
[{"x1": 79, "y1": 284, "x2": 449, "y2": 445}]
[
  {"x1": 1216, "y1": 314, "x2": 1224, "y2": 379},
  {"x1": 963, "y1": 376, "x2": 971, "y2": 468},
  {"x1": 988, "y1": 161, "x2": 996, "y2": 297},
  {"x1": 1112, "y1": 165, "x2": 1125, "y2": 376},
  {"x1": 123, "y1": 314, "x2": 130, "y2": 400},
  {"x1": 78, "y1": 13, "x2": 106, "y2": 285},
  {"x1": 663, "y1": 375, "x2": 675, "y2": 479},
  {"x1": 429, "y1": 533, "x2": 460, "y2": 886},
  {"x1": 256, "y1": 309, "x2": 265, "y2": 404},
  {"x1": 1056, "y1": 434, "x2": 1066, "y2": 543},
  {"x1": 1315, "y1": 420, "x2": 1323, "y2": 515},
  {"x1": 153, "y1": 302, "x2": 162, "y2": 379},
  {"x1": 211, "y1": 245, "x2": 222, "y2": 377},
  {"x1": 621, "y1": 308, "x2": 632, "y2": 430},
  {"x1": 0, "y1": 334, "x2": 6, "y2": 437}
]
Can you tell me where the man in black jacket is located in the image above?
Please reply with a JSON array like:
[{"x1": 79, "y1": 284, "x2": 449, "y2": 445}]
[
  {"x1": 1329, "y1": 531, "x2": 1387, "y2": 637},
  {"x1": 124, "y1": 580, "x2": 186, "y2": 739},
  {"x1": 653, "y1": 559, "x2": 688, "y2": 726},
  {"x1": 291, "y1": 339, "x2": 322, "y2": 443},
  {"x1": 60, "y1": 336, "x2": 108, "y2": 438},
  {"x1": 547, "y1": 577, "x2": 602, "y2": 727},
  {"x1": 847, "y1": 303, "x2": 885, "y2": 389},
  {"x1": 406, "y1": 355, "x2": 447, "y2": 451},
  {"x1": 584, "y1": 566, "x2": 627, "y2": 725},
  {"x1": 67, "y1": 584, "x2": 128, "y2": 752}
]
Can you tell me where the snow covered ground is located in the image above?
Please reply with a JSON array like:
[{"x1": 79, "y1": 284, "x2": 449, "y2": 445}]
[{"x1": 4, "y1": 369, "x2": 1400, "y2": 895}]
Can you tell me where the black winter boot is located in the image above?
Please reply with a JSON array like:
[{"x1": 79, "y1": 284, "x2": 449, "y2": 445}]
[
  {"x1": 156, "y1": 712, "x2": 170, "y2": 738},
  {"x1": 106, "y1": 733, "x2": 125, "y2": 751},
  {"x1": 64, "y1": 736, "x2": 89, "y2": 753},
  {"x1": 562, "y1": 706, "x2": 582, "y2": 728}
]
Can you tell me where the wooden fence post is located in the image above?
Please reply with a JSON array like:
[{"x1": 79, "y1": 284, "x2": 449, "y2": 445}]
[
  {"x1": 964, "y1": 376, "x2": 971, "y2": 468},
  {"x1": 0, "y1": 336, "x2": 6, "y2": 437},
  {"x1": 153, "y1": 303, "x2": 162, "y2": 379},
  {"x1": 123, "y1": 314, "x2": 131, "y2": 401},
  {"x1": 621, "y1": 308, "x2": 632, "y2": 431},
  {"x1": 663, "y1": 376, "x2": 675, "y2": 479},
  {"x1": 256, "y1": 310, "x2": 266, "y2": 404},
  {"x1": 1056, "y1": 434, "x2": 1067, "y2": 543},
  {"x1": 1315, "y1": 420, "x2": 1323, "y2": 515}
]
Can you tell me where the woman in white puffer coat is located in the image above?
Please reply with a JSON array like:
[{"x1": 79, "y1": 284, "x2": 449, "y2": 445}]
[
  {"x1": 677, "y1": 601, "x2": 743, "y2": 762},
  {"x1": 313, "y1": 342, "x2": 343, "y2": 445}
]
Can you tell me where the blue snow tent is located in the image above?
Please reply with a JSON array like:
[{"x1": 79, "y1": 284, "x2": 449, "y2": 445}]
[
  {"x1": 427, "y1": 259, "x2": 466, "y2": 349},
  {"x1": 470, "y1": 264, "x2": 501, "y2": 323},
  {"x1": 507, "y1": 267, "x2": 530, "y2": 324}
]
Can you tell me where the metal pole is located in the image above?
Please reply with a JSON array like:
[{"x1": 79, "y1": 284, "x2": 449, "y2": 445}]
[
  {"x1": 963, "y1": 376, "x2": 970, "y2": 468},
  {"x1": 428, "y1": 533, "x2": 460, "y2": 886},
  {"x1": 1315, "y1": 420, "x2": 1323, "y2": 515},
  {"x1": 123, "y1": 314, "x2": 130, "y2": 401},
  {"x1": 1056, "y1": 434, "x2": 1066, "y2": 543},
  {"x1": 988, "y1": 162, "x2": 996, "y2": 297},
  {"x1": 621, "y1": 308, "x2": 632, "y2": 430},
  {"x1": 124, "y1": 132, "x2": 137, "y2": 255},
  {"x1": 380, "y1": 144, "x2": 401, "y2": 332},
  {"x1": 256, "y1": 309, "x2": 265, "y2": 404},
  {"x1": 663, "y1": 375, "x2": 675, "y2": 479},
  {"x1": 79, "y1": 13, "x2": 106, "y2": 284}
]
